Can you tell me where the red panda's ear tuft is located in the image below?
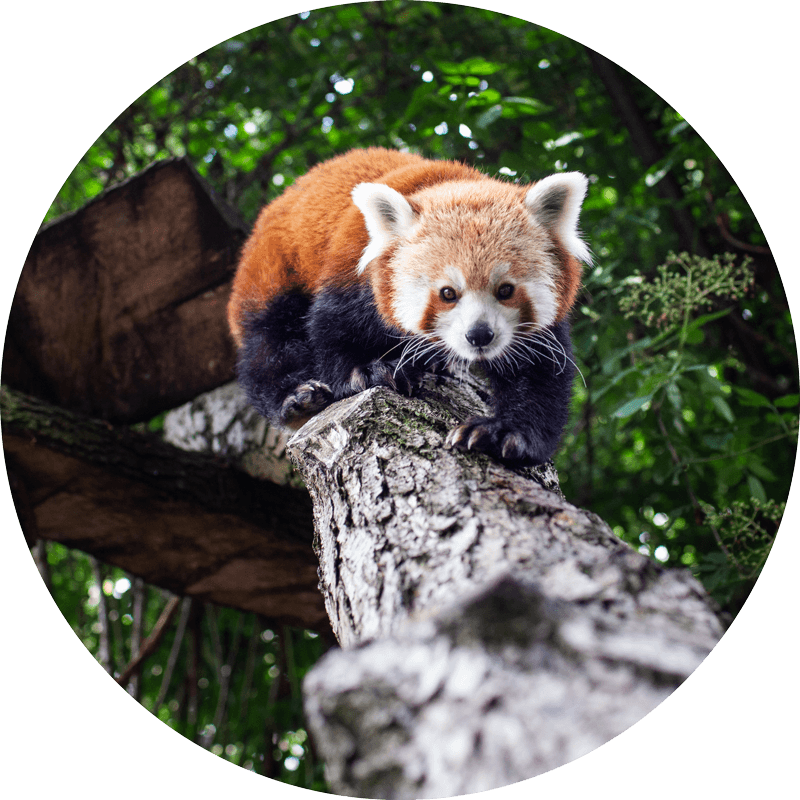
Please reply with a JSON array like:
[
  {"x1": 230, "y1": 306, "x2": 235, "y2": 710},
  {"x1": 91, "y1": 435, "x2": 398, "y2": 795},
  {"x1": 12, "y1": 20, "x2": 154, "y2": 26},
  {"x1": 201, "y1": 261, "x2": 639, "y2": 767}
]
[
  {"x1": 525, "y1": 172, "x2": 592, "y2": 266},
  {"x1": 352, "y1": 183, "x2": 416, "y2": 273}
]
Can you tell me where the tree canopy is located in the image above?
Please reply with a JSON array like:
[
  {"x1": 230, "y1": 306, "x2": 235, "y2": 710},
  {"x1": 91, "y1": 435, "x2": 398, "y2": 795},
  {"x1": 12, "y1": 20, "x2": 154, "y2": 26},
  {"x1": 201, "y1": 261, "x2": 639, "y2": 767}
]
[{"x1": 25, "y1": 1, "x2": 797, "y2": 790}]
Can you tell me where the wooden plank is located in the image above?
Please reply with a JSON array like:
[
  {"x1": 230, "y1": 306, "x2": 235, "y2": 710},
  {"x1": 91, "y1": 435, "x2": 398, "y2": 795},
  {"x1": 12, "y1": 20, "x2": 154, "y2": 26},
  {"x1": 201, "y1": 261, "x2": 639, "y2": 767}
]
[{"x1": 3, "y1": 158, "x2": 248, "y2": 422}]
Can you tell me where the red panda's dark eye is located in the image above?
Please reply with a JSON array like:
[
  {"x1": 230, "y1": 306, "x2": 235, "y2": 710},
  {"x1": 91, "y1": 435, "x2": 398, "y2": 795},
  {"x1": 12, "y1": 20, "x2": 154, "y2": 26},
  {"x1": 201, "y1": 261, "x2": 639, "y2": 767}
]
[
  {"x1": 440, "y1": 286, "x2": 458, "y2": 303},
  {"x1": 497, "y1": 283, "x2": 515, "y2": 300}
]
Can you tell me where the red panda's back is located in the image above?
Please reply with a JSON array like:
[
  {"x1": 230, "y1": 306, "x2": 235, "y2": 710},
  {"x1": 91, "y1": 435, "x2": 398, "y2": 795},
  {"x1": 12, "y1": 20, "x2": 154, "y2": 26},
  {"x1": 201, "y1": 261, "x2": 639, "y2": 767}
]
[{"x1": 227, "y1": 148, "x2": 486, "y2": 344}]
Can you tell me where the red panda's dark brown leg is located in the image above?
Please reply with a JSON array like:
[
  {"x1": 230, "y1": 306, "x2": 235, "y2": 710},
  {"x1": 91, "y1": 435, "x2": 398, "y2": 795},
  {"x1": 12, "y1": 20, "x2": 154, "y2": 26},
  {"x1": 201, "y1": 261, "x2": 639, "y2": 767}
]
[
  {"x1": 236, "y1": 291, "x2": 333, "y2": 426},
  {"x1": 306, "y1": 286, "x2": 427, "y2": 400}
]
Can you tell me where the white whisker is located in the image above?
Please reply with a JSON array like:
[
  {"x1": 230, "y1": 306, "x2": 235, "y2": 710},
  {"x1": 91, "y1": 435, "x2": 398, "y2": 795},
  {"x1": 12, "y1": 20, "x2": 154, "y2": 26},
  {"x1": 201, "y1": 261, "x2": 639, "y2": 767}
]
[
  {"x1": 391, "y1": 332, "x2": 447, "y2": 379},
  {"x1": 502, "y1": 321, "x2": 586, "y2": 386}
]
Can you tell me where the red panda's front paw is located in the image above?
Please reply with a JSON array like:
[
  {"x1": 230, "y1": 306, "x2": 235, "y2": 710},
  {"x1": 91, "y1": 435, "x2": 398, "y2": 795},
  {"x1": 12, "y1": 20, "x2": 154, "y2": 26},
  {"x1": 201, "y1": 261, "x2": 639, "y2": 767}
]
[
  {"x1": 347, "y1": 360, "x2": 398, "y2": 394},
  {"x1": 346, "y1": 359, "x2": 423, "y2": 397},
  {"x1": 384, "y1": 358, "x2": 428, "y2": 396},
  {"x1": 445, "y1": 416, "x2": 546, "y2": 464},
  {"x1": 279, "y1": 381, "x2": 333, "y2": 427}
]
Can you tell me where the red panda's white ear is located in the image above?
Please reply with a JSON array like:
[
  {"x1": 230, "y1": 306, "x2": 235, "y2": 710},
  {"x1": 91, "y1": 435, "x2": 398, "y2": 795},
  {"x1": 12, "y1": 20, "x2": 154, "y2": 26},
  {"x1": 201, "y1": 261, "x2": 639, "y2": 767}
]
[
  {"x1": 352, "y1": 183, "x2": 416, "y2": 273},
  {"x1": 525, "y1": 172, "x2": 592, "y2": 265}
]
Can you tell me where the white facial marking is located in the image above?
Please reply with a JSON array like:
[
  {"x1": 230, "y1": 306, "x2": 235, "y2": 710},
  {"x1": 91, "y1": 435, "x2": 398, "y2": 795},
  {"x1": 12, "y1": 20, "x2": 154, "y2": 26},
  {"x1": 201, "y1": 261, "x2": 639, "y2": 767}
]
[
  {"x1": 393, "y1": 271, "x2": 432, "y2": 332},
  {"x1": 523, "y1": 275, "x2": 558, "y2": 329},
  {"x1": 441, "y1": 266, "x2": 467, "y2": 293},
  {"x1": 436, "y1": 290, "x2": 517, "y2": 361}
]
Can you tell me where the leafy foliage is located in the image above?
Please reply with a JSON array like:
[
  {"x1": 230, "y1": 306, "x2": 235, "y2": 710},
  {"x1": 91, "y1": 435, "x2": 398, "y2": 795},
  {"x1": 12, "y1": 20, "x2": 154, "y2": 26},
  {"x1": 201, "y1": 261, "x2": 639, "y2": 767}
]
[
  {"x1": 572, "y1": 250, "x2": 795, "y2": 610},
  {"x1": 35, "y1": 1, "x2": 797, "y2": 789},
  {"x1": 42, "y1": 542, "x2": 328, "y2": 787},
  {"x1": 618, "y1": 252, "x2": 754, "y2": 331}
]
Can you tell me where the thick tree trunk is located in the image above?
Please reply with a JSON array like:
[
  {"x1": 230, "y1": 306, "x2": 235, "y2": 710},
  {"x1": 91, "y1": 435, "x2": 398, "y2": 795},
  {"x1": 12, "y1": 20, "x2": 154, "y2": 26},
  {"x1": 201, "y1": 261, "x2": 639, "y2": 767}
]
[
  {"x1": 287, "y1": 370, "x2": 724, "y2": 797},
  {"x1": 2, "y1": 385, "x2": 327, "y2": 631}
]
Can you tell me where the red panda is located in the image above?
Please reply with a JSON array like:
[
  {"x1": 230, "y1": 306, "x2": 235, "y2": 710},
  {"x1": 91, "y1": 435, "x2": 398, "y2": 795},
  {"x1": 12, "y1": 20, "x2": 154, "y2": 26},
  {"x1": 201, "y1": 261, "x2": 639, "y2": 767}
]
[{"x1": 228, "y1": 147, "x2": 591, "y2": 465}]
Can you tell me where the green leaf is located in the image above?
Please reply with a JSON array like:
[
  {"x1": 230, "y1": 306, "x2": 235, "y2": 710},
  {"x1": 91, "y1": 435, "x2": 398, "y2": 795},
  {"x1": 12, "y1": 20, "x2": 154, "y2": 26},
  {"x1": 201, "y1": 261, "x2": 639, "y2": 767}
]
[
  {"x1": 773, "y1": 394, "x2": 799, "y2": 408},
  {"x1": 437, "y1": 57, "x2": 503, "y2": 76},
  {"x1": 702, "y1": 432, "x2": 734, "y2": 450},
  {"x1": 711, "y1": 396, "x2": 735, "y2": 423},
  {"x1": 747, "y1": 474, "x2": 767, "y2": 503},
  {"x1": 733, "y1": 387, "x2": 772, "y2": 407},
  {"x1": 613, "y1": 395, "x2": 653, "y2": 418},
  {"x1": 688, "y1": 307, "x2": 734, "y2": 330},
  {"x1": 748, "y1": 461, "x2": 777, "y2": 482},
  {"x1": 475, "y1": 104, "x2": 503, "y2": 129},
  {"x1": 466, "y1": 88, "x2": 502, "y2": 106},
  {"x1": 502, "y1": 96, "x2": 551, "y2": 114},
  {"x1": 684, "y1": 326, "x2": 705, "y2": 345},
  {"x1": 590, "y1": 362, "x2": 642, "y2": 400},
  {"x1": 666, "y1": 381, "x2": 682, "y2": 411}
]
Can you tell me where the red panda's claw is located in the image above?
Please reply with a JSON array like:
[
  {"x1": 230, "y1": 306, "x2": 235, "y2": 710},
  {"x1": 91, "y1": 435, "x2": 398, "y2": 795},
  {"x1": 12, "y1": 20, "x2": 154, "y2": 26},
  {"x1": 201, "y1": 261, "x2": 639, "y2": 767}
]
[
  {"x1": 445, "y1": 419, "x2": 491, "y2": 451},
  {"x1": 348, "y1": 361, "x2": 397, "y2": 394},
  {"x1": 446, "y1": 417, "x2": 533, "y2": 463},
  {"x1": 385, "y1": 359, "x2": 427, "y2": 396},
  {"x1": 279, "y1": 381, "x2": 333, "y2": 425},
  {"x1": 348, "y1": 359, "x2": 426, "y2": 397}
]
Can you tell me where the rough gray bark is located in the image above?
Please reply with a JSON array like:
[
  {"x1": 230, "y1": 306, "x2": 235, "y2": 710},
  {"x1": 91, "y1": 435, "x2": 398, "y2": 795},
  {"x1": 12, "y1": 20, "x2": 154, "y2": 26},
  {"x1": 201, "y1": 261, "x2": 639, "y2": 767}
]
[
  {"x1": 163, "y1": 381, "x2": 302, "y2": 488},
  {"x1": 286, "y1": 370, "x2": 724, "y2": 798}
]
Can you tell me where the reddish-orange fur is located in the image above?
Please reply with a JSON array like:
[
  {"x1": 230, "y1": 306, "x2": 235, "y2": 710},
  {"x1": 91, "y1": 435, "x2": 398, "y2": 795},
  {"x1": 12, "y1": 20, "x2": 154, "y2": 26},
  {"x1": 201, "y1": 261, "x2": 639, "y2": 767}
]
[
  {"x1": 227, "y1": 147, "x2": 583, "y2": 345},
  {"x1": 228, "y1": 148, "x2": 489, "y2": 345}
]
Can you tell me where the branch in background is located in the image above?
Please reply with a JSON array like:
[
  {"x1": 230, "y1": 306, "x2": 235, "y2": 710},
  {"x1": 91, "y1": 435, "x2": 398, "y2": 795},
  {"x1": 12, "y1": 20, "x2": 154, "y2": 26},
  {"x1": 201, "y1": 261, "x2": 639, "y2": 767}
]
[
  {"x1": 116, "y1": 595, "x2": 183, "y2": 687},
  {"x1": 2, "y1": 386, "x2": 326, "y2": 631}
]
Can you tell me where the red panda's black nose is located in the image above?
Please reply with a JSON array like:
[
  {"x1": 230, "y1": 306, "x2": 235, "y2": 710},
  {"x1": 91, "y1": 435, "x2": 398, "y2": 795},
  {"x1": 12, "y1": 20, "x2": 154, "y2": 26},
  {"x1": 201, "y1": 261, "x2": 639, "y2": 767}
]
[{"x1": 466, "y1": 322, "x2": 495, "y2": 348}]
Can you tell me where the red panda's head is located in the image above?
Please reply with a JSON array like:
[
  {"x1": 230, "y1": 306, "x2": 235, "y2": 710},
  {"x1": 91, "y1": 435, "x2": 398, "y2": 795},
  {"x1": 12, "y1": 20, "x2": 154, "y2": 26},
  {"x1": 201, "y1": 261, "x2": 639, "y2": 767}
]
[{"x1": 351, "y1": 173, "x2": 590, "y2": 366}]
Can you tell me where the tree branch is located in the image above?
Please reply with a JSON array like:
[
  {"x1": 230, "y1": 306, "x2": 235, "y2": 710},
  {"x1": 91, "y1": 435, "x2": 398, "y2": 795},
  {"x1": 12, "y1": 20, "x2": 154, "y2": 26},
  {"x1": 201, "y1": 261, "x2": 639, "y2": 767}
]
[{"x1": 2, "y1": 385, "x2": 327, "y2": 631}]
